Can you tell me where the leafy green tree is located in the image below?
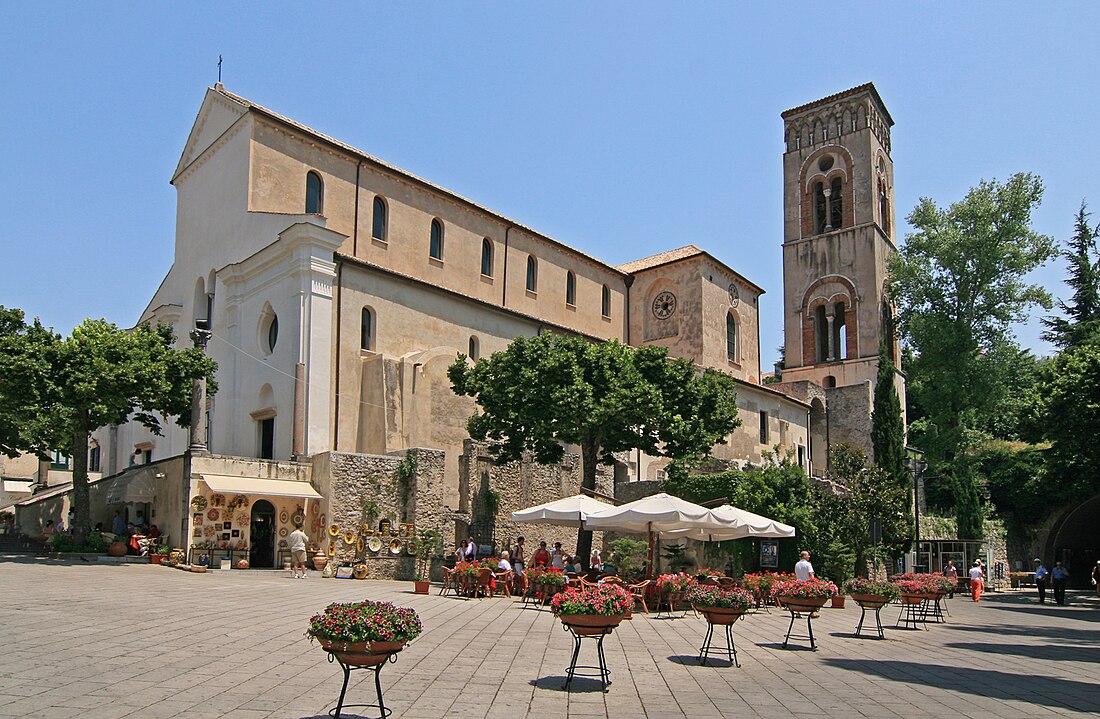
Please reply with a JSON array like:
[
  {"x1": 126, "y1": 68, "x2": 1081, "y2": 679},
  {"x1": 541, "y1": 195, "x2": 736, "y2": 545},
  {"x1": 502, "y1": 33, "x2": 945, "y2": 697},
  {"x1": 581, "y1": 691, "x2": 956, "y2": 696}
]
[
  {"x1": 817, "y1": 443, "x2": 911, "y2": 578},
  {"x1": 871, "y1": 345, "x2": 907, "y2": 485},
  {"x1": 448, "y1": 334, "x2": 739, "y2": 566},
  {"x1": 1043, "y1": 336, "x2": 1100, "y2": 499},
  {"x1": 888, "y1": 173, "x2": 1056, "y2": 488},
  {"x1": 0, "y1": 307, "x2": 57, "y2": 459},
  {"x1": 0, "y1": 315, "x2": 217, "y2": 545},
  {"x1": 975, "y1": 440, "x2": 1051, "y2": 531},
  {"x1": 951, "y1": 457, "x2": 985, "y2": 540},
  {"x1": 1042, "y1": 203, "x2": 1100, "y2": 349}
]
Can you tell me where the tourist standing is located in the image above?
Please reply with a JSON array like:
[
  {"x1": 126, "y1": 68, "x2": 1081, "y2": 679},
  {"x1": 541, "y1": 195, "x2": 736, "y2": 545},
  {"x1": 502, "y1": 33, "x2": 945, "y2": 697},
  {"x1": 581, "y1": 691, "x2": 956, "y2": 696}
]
[
  {"x1": 1091, "y1": 561, "x2": 1100, "y2": 598},
  {"x1": 1033, "y1": 559, "x2": 1049, "y2": 604},
  {"x1": 1052, "y1": 561, "x2": 1070, "y2": 606},
  {"x1": 590, "y1": 547, "x2": 603, "y2": 571},
  {"x1": 550, "y1": 542, "x2": 565, "y2": 569},
  {"x1": 289, "y1": 522, "x2": 309, "y2": 579},
  {"x1": 532, "y1": 541, "x2": 550, "y2": 567},
  {"x1": 969, "y1": 560, "x2": 984, "y2": 602},
  {"x1": 511, "y1": 536, "x2": 526, "y2": 576},
  {"x1": 794, "y1": 551, "x2": 815, "y2": 581},
  {"x1": 464, "y1": 537, "x2": 478, "y2": 562},
  {"x1": 111, "y1": 510, "x2": 125, "y2": 536},
  {"x1": 944, "y1": 560, "x2": 958, "y2": 598}
]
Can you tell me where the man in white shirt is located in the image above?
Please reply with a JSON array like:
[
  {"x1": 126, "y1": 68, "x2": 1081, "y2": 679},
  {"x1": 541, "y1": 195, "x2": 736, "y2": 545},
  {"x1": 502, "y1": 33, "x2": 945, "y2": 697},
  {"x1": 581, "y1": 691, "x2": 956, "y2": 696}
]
[
  {"x1": 289, "y1": 523, "x2": 309, "y2": 579},
  {"x1": 794, "y1": 551, "x2": 815, "y2": 581}
]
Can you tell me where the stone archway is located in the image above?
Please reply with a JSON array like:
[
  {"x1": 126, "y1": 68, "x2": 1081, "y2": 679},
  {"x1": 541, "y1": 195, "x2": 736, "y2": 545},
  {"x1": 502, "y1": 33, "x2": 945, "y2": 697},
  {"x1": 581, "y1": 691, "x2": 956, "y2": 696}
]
[{"x1": 1043, "y1": 494, "x2": 1100, "y2": 589}]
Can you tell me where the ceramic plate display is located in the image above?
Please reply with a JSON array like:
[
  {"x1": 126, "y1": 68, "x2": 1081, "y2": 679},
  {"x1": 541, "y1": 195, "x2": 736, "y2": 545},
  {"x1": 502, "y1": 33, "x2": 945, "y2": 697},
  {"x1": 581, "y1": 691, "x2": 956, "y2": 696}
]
[
  {"x1": 389, "y1": 539, "x2": 403, "y2": 555},
  {"x1": 328, "y1": 524, "x2": 340, "y2": 537},
  {"x1": 211, "y1": 494, "x2": 225, "y2": 507},
  {"x1": 367, "y1": 536, "x2": 383, "y2": 553},
  {"x1": 293, "y1": 513, "x2": 304, "y2": 525},
  {"x1": 328, "y1": 540, "x2": 337, "y2": 554},
  {"x1": 278, "y1": 527, "x2": 288, "y2": 537},
  {"x1": 203, "y1": 526, "x2": 216, "y2": 537},
  {"x1": 278, "y1": 539, "x2": 288, "y2": 548},
  {"x1": 320, "y1": 513, "x2": 326, "y2": 526},
  {"x1": 236, "y1": 496, "x2": 249, "y2": 508},
  {"x1": 190, "y1": 496, "x2": 207, "y2": 512},
  {"x1": 279, "y1": 510, "x2": 289, "y2": 524},
  {"x1": 310, "y1": 503, "x2": 319, "y2": 516},
  {"x1": 359, "y1": 524, "x2": 370, "y2": 536},
  {"x1": 343, "y1": 531, "x2": 355, "y2": 545},
  {"x1": 405, "y1": 538, "x2": 418, "y2": 554},
  {"x1": 356, "y1": 538, "x2": 365, "y2": 555},
  {"x1": 207, "y1": 508, "x2": 220, "y2": 521}
]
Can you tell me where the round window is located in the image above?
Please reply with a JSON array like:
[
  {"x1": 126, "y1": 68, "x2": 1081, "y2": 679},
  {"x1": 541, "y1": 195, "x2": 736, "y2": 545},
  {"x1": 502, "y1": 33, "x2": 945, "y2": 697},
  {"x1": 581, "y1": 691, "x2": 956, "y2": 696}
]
[{"x1": 817, "y1": 155, "x2": 834, "y2": 172}]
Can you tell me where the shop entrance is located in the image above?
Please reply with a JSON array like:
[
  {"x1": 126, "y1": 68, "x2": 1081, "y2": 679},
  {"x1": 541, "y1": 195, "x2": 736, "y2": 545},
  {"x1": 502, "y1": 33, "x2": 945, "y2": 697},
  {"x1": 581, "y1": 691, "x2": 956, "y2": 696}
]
[{"x1": 250, "y1": 500, "x2": 276, "y2": 568}]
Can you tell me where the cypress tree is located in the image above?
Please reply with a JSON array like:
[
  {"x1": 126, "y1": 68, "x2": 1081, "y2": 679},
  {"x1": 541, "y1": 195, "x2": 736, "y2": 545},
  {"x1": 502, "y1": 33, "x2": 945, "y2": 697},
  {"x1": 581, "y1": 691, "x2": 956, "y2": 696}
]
[
  {"x1": 1041, "y1": 202, "x2": 1100, "y2": 349},
  {"x1": 871, "y1": 344, "x2": 907, "y2": 486}
]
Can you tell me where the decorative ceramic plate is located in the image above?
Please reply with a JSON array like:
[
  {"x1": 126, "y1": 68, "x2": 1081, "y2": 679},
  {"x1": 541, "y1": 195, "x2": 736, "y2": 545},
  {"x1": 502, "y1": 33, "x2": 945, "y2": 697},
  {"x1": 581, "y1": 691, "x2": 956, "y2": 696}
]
[
  {"x1": 328, "y1": 540, "x2": 337, "y2": 554},
  {"x1": 343, "y1": 531, "x2": 355, "y2": 545},
  {"x1": 236, "y1": 496, "x2": 249, "y2": 508},
  {"x1": 278, "y1": 539, "x2": 288, "y2": 548},
  {"x1": 320, "y1": 513, "x2": 326, "y2": 526},
  {"x1": 356, "y1": 538, "x2": 365, "y2": 555},
  {"x1": 207, "y1": 508, "x2": 220, "y2": 521},
  {"x1": 211, "y1": 494, "x2": 225, "y2": 507},
  {"x1": 278, "y1": 527, "x2": 288, "y2": 537},
  {"x1": 328, "y1": 524, "x2": 340, "y2": 537},
  {"x1": 190, "y1": 496, "x2": 207, "y2": 512},
  {"x1": 359, "y1": 524, "x2": 370, "y2": 536},
  {"x1": 367, "y1": 537, "x2": 383, "y2": 553},
  {"x1": 405, "y1": 538, "x2": 418, "y2": 554},
  {"x1": 203, "y1": 526, "x2": 216, "y2": 537},
  {"x1": 293, "y1": 513, "x2": 304, "y2": 525},
  {"x1": 279, "y1": 510, "x2": 289, "y2": 524},
  {"x1": 389, "y1": 539, "x2": 403, "y2": 555},
  {"x1": 310, "y1": 503, "x2": 319, "y2": 516}
]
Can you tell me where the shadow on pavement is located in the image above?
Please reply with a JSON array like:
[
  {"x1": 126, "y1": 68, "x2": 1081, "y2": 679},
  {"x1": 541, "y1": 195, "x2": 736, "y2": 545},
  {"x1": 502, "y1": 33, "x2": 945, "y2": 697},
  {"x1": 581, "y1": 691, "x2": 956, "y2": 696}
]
[
  {"x1": 942, "y1": 623, "x2": 1100, "y2": 643},
  {"x1": 822, "y1": 659, "x2": 1100, "y2": 712},
  {"x1": 941, "y1": 642, "x2": 1100, "y2": 663},
  {"x1": 529, "y1": 675, "x2": 607, "y2": 693},
  {"x1": 756, "y1": 642, "x2": 817, "y2": 652},
  {"x1": 667, "y1": 654, "x2": 733, "y2": 668}
]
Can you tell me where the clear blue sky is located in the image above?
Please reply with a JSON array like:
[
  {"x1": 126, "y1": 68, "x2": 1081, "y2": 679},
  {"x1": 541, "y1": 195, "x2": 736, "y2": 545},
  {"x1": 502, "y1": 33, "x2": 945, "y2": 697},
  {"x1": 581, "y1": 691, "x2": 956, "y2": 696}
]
[{"x1": 1, "y1": 3, "x2": 1096, "y2": 370}]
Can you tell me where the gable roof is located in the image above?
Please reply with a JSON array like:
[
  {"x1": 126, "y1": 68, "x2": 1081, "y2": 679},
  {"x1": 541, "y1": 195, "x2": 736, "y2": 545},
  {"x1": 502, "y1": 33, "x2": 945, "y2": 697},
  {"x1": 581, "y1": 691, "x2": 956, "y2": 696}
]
[{"x1": 618, "y1": 245, "x2": 765, "y2": 295}]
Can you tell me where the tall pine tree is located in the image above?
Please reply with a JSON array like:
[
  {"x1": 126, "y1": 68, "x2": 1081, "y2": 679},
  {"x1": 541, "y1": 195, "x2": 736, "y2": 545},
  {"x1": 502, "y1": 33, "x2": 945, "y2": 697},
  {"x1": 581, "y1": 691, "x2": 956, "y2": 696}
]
[
  {"x1": 1041, "y1": 202, "x2": 1100, "y2": 349},
  {"x1": 870, "y1": 344, "x2": 912, "y2": 554}
]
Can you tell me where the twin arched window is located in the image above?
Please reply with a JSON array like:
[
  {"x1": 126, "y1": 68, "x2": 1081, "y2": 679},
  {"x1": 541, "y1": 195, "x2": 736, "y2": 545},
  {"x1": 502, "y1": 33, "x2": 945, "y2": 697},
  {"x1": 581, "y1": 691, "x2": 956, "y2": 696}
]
[
  {"x1": 306, "y1": 172, "x2": 324, "y2": 214},
  {"x1": 372, "y1": 197, "x2": 387, "y2": 242},
  {"x1": 814, "y1": 302, "x2": 848, "y2": 362},
  {"x1": 812, "y1": 177, "x2": 845, "y2": 235},
  {"x1": 429, "y1": 219, "x2": 444, "y2": 260}
]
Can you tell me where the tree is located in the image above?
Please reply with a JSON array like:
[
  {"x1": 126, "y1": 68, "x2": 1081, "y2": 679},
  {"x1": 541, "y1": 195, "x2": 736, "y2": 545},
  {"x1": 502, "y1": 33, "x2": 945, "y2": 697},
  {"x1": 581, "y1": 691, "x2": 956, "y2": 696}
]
[
  {"x1": 0, "y1": 315, "x2": 217, "y2": 545},
  {"x1": 817, "y1": 443, "x2": 911, "y2": 578},
  {"x1": 871, "y1": 344, "x2": 907, "y2": 485},
  {"x1": 1043, "y1": 336, "x2": 1100, "y2": 500},
  {"x1": 0, "y1": 307, "x2": 58, "y2": 460},
  {"x1": 888, "y1": 173, "x2": 1056, "y2": 481},
  {"x1": 448, "y1": 334, "x2": 740, "y2": 567},
  {"x1": 1042, "y1": 202, "x2": 1100, "y2": 349}
]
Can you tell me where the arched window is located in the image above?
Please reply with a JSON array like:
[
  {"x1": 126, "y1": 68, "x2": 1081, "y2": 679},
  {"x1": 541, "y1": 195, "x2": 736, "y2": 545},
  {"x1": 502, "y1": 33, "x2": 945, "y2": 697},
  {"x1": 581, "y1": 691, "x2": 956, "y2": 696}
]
[
  {"x1": 813, "y1": 182, "x2": 826, "y2": 235},
  {"x1": 882, "y1": 302, "x2": 896, "y2": 364},
  {"x1": 360, "y1": 307, "x2": 375, "y2": 351},
  {"x1": 468, "y1": 336, "x2": 479, "y2": 361},
  {"x1": 372, "y1": 197, "x2": 387, "y2": 242},
  {"x1": 429, "y1": 218, "x2": 444, "y2": 260},
  {"x1": 566, "y1": 272, "x2": 576, "y2": 306},
  {"x1": 526, "y1": 256, "x2": 538, "y2": 293},
  {"x1": 879, "y1": 180, "x2": 891, "y2": 235},
  {"x1": 830, "y1": 177, "x2": 844, "y2": 230},
  {"x1": 601, "y1": 285, "x2": 611, "y2": 318},
  {"x1": 833, "y1": 301, "x2": 847, "y2": 360},
  {"x1": 306, "y1": 171, "x2": 324, "y2": 214},
  {"x1": 481, "y1": 238, "x2": 493, "y2": 277},
  {"x1": 726, "y1": 312, "x2": 738, "y2": 361},
  {"x1": 814, "y1": 305, "x2": 829, "y2": 362},
  {"x1": 266, "y1": 314, "x2": 279, "y2": 353}
]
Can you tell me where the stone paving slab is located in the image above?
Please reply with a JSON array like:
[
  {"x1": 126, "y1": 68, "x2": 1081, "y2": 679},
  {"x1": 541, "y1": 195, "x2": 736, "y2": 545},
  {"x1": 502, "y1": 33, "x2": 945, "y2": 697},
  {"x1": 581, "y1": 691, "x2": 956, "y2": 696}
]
[{"x1": 1, "y1": 557, "x2": 1098, "y2": 718}]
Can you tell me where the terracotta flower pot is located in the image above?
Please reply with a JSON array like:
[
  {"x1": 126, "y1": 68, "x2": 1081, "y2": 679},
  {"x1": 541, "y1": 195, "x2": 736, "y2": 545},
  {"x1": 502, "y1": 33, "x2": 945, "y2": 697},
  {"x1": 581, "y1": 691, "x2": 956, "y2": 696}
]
[
  {"x1": 699, "y1": 607, "x2": 748, "y2": 625},
  {"x1": 150, "y1": 554, "x2": 165, "y2": 565},
  {"x1": 107, "y1": 541, "x2": 127, "y2": 557},
  {"x1": 850, "y1": 593, "x2": 890, "y2": 609},
  {"x1": 830, "y1": 595, "x2": 846, "y2": 609},
  {"x1": 312, "y1": 551, "x2": 328, "y2": 571},
  {"x1": 559, "y1": 613, "x2": 625, "y2": 636},
  {"x1": 900, "y1": 592, "x2": 934, "y2": 604},
  {"x1": 776, "y1": 595, "x2": 829, "y2": 612},
  {"x1": 317, "y1": 637, "x2": 407, "y2": 667},
  {"x1": 413, "y1": 580, "x2": 430, "y2": 594}
]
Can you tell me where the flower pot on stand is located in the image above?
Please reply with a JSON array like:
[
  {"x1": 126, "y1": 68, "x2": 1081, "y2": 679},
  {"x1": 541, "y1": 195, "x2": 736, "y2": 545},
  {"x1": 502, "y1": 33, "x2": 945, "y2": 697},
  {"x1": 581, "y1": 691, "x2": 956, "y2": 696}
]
[
  {"x1": 698, "y1": 607, "x2": 748, "y2": 625},
  {"x1": 559, "y1": 613, "x2": 625, "y2": 636}
]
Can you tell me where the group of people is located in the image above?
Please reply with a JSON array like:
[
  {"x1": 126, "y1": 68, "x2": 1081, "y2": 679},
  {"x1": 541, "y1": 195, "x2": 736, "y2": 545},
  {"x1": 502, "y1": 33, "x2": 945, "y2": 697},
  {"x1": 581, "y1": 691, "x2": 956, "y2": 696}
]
[
  {"x1": 456, "y1": 535, "x2": 604, "y2": 578},
  {"x1": 1032, "y1": 558, "x2": 1088, "y2": 606}
]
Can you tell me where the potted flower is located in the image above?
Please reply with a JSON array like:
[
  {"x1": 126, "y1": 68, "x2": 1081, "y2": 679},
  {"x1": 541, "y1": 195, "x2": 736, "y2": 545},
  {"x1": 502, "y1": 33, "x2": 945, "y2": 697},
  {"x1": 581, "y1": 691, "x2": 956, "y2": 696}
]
[
  {"x1": 307, "y1": 600, "x2": 423, "y2": 666},
  {"x1": 107, "y1": 535, "x2": 128, "y2": 557},
  {"x1": 413, "y1": 528, "x2": 441, "y2": 594},
  {"x1": 843, "y1": 577, "x2": 901, "y2": 608},
  {"x1": 150, "y1": 544, "x2": 170, "y2": 565},
  {"x1": 688, "y1": 585, "x2": 753, "y2": 625},
  {"x1": 550, "y1": 583, "x2": 633, "y2": 635},
  {"x1": 771, "y1": 577, "x2": 839, "y2": 612}
]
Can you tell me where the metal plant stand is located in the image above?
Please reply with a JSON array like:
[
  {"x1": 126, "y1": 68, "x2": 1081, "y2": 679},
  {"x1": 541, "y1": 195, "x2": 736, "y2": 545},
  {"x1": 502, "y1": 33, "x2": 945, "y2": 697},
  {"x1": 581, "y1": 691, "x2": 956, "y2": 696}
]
[
  {"x1": 854, "y1": 602, "x2": 886, "y2": 639},
  {"x1": 326, "y1": 651, "x2": 400, "y2": 719},
  {"x1": 698, "y1": 622, "x2": 740, "y2": 667},
  {"x1": 896, "y1": 599, "x2": 929, "y2": 631},
  {"x1": 562, "y1": 624, "x2": 613, "y2": 692},
  {"x1": 782, "y1": 606, "x2": 819, "y2": 650}
]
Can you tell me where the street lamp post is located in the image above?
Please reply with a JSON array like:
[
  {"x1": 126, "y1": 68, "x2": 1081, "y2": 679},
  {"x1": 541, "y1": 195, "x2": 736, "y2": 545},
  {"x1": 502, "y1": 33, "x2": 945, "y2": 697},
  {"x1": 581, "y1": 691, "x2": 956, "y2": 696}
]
[{"x1": 907, "y1": 447, "x2": 927, "y2": 573}]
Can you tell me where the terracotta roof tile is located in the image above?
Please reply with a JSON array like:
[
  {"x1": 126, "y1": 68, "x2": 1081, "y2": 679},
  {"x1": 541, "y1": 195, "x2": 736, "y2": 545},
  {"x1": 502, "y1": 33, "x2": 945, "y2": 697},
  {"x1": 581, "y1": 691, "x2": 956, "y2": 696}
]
[{"x1": 616, "y1": 245, "x2": 704, "y2": 273}]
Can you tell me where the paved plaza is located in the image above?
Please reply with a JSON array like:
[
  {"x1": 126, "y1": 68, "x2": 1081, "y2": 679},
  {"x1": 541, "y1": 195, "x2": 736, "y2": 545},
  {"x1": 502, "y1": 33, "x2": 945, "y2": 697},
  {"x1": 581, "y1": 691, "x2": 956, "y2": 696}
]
[{"x1": 1, "y1": 559, "x2": 1098, "y2": 719}]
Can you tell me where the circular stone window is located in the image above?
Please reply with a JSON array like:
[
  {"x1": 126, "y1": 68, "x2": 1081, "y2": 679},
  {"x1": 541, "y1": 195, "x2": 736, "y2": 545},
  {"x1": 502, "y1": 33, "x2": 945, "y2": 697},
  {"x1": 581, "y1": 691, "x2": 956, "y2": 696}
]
[{"x1": 817, "y1": 155, "x2": 834, "y2": 172}]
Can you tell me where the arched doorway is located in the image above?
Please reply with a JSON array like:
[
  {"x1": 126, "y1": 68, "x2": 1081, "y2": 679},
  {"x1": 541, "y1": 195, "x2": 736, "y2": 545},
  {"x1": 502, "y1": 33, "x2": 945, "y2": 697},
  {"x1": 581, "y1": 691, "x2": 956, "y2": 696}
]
[
  {"x1": 250, "y1": 500, "x2": 276, "y2": 568},
  {"x1": 1044, "y1": 495, "x2": 1100, "y2": 589}
]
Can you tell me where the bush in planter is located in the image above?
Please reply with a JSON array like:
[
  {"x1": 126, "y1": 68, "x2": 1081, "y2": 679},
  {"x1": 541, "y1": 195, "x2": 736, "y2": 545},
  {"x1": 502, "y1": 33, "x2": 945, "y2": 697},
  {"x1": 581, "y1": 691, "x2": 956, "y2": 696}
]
[
  {"x1": 687, "y1": 585, "x2": 753, "y2": 611},
  {"x1": 889, "y1": 573, "x2": 954, "y2": 595},
  {"x1": 771, "y1": 577, "x2": 839, "y2": 601},
  {"x1": 550, "y1": 583, "x2": 632, "y2": 617},
  {"x1": 843, "y1": 577, "x2": 901, "y2": 601},
  {"x1": 413, "y1": 528, "x2": 441, "y2": 581},
  {"x1": 48, "y1": 533, "x2": 75, "y2": 553},
  {"x1": 307, "y1": 600, "x2": 423, "y2": 646}
]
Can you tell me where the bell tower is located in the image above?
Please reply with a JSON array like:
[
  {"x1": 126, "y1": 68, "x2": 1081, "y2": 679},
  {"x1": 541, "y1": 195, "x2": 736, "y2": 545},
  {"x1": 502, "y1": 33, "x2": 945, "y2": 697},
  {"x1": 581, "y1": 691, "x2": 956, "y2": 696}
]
[{"x1": 779, "y1": 83, "x2": 901, "y2": 391}]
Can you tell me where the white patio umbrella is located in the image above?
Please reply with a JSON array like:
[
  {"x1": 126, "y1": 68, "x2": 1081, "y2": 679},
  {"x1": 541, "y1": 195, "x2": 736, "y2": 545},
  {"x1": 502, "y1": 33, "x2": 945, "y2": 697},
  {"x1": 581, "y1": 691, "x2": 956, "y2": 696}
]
[
  {"x1": 663, "y1": 504, "x2": 796, "y2": 541},
  {"x1": 584, "y1": 493, "x2": 730, "y2": 575},
  {"x1": 510, "y1": 494, "x2": 613, "y2": 527}
]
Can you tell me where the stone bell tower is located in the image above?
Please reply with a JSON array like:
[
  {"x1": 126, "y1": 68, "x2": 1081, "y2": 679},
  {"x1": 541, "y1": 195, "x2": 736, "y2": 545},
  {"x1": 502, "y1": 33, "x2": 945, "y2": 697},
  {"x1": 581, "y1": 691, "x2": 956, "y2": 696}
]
[{"x1": 779, "y1": 83, "x2": 901, "y2": 391}]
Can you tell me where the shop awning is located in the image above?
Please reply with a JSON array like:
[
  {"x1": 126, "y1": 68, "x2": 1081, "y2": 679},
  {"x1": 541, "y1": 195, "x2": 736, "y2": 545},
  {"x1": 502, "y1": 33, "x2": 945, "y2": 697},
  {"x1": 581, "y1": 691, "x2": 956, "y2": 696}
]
[{"x1": 200, "y1": 474, "x2": 322, "y2": 500}]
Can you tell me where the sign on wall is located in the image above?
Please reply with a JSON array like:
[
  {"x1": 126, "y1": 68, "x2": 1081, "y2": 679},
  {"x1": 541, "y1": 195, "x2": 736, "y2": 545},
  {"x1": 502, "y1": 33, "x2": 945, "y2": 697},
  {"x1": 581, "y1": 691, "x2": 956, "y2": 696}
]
[{"x1": 760, "y1": 540, "x2": 778, "y2": 569}]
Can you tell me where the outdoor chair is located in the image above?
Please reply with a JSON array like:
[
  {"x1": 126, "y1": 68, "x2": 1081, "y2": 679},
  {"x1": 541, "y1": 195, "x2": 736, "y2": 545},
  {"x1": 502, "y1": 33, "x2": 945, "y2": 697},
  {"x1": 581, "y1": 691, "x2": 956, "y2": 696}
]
[
  {"x1": 717, "y1": 577, "x2": 735, "y2": 589},
  {"x1": 476, "y1": 567, "x2": 493, "y2": 599},
  {"x1": 629, "y1": 579, "x2": 651, "y2": 613},
  {"x1": 439, "y1": 567, "x2": 456, "y2": 596},
  {"x1": 493, "y1": 570, "x2": 513, "y2": 598}
]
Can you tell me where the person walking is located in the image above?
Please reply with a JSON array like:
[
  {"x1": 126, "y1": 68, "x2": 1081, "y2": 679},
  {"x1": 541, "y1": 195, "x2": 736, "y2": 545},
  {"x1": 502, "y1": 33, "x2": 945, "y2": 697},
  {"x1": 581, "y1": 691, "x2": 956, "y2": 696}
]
[
  {"x1": 1091, "y1": 561, "x2": 1100, "y2": 598},
  {"x1": 1033, "y1": 558, "x2": 1049, "y2": 604},
  {"x1": 511, "y1": 536, "x2": 526, "y2": 577},
  {"x1": 289, "y1": 522, "x2": 309, "y2": 579},
  {"x1": 944, "y1": 560, "x2": 958, "y2": 599},
  {"x1": 969, "y1": 560, "x2": 985, "y2": 602},
  {"x1": 1052, "y1": 561, "x2": 1070, "y2": 606},
  {"x1": 794, "y1": 551, "x2": 815, "y2": 581}
]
